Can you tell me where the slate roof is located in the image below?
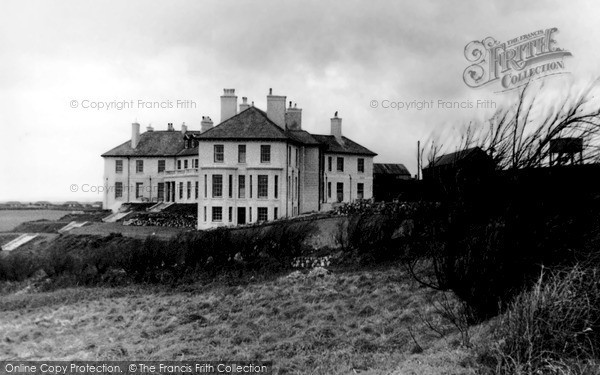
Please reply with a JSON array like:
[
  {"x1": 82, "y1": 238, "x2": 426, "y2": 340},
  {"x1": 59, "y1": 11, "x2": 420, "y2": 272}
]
[
  {"x1": 311, "y1": 134, "x2": 377, "y2": 156},
  {"x1": 196, "y1": 107, "x2": 288, "y2": 141},
  {"x1": 373, "y1": 163, "x2": 411, "y2": 176},
  {"x1": 101, "y1": 130, "x2": 200, "y2": 157},
  {"x1": 424, "y1": 147, "x2": 489, "y2": 169},
  {"x1": 103, "y1": 106, "x2": 376, "y2": 157},
  {"x1": 177, "y1": 146, "x2": 199, "y2": 156},
  {"x1": 286, "y1": 130, "x2": 320, "y2": 145}
]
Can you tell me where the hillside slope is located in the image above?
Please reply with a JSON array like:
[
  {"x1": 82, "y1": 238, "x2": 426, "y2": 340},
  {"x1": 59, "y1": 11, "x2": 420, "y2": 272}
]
[{"x1": 0, "y1": 266, "x2": 480, "y2": 374}]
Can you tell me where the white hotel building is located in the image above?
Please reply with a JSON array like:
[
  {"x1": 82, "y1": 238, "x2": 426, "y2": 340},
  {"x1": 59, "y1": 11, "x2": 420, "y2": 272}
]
[{"x1": 101, "y1": 89, "x2": 376, "y2": 229}]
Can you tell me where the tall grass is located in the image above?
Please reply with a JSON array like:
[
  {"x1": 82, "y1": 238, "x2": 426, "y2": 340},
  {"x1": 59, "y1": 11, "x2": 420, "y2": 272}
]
[{"x1": 487, "y1": 265, "x2": 600, "y2": 374}]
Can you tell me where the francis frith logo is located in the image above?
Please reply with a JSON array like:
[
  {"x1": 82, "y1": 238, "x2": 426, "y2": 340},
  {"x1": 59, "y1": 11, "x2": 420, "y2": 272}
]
[{"x1": 463, "y1": 27, "x2": 572, "y2": 91}]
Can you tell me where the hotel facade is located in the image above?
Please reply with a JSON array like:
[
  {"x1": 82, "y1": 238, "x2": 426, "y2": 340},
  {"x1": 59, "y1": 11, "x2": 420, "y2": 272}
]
[{"x1": 101, "y1": 89, "x2": 376, "y2": 229}]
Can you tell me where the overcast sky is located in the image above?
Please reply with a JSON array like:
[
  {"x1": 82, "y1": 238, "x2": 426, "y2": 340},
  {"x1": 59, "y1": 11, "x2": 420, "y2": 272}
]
[{"x1": 1, "y1": 0, "x2": 599, "y2": 201}]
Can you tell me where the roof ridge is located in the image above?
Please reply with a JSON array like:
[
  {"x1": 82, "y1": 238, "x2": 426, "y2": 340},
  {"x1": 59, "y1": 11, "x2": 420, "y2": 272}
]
[{"x1": 203, "y1": 106, "x2": 288, "y2": 137}]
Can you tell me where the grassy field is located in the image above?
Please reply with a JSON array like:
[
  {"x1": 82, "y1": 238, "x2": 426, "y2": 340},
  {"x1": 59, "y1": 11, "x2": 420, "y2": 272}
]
[
  {"x1": 0, "y1": 210, "x2": 68, "y2": 232},
  {"x1": 0, "y1": 265, "x2": 480, "y2": 374}
]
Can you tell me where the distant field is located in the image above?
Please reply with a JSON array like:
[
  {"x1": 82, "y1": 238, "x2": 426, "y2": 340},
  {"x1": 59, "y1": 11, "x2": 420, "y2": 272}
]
[{"x1": 0, "y1": 210, "x2": 67, "y2": 232}]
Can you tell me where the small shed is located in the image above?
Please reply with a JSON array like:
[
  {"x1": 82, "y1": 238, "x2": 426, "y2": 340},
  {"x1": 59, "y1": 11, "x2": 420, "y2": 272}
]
[{"x1": 373, "y1": 163, "x2": 414, "y2": 201}]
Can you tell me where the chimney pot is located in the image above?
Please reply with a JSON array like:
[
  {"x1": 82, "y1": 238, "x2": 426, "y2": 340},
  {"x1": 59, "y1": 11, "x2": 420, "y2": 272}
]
[
  {"x1": 131, "y1": 122, "x2": 140, "y2": 148},
  {"x1": 181, "y1": 122, "x2": 187, "y2": 134},
  {"x1": 239, "y1": 96, "x2": 251, "y2": 113},
  {"x1": 330, "y1": 114, "x2": 342, "y2": 142},
  {"x1": 267, "y1": 89, "x2": 286, "y2": 129},
  {"x1": 285, "y1": 104, "x2": 302, "y2": 130},
  {"x1": 201, "y1": 116, "x2": 214, "y2": 133},
  {"x1": 220, "y1": 88, "x2": 238, "y2": 122}
]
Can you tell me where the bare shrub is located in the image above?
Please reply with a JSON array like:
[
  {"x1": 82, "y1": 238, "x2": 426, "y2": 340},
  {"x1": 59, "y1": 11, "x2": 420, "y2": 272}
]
[{"x1": 417, "y1": 79, "x2": 600, "y2": 321}]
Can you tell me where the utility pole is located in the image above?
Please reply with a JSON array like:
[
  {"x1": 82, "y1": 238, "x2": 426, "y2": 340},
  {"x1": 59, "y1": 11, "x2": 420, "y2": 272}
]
[{"x1": 417, "y1": 140, "x2": 421, "y2": 180}]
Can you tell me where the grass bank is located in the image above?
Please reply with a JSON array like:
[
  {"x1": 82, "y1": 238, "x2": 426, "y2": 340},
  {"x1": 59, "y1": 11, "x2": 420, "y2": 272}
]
[{"x1": 0, "y1": 265, "x2": 478, "y2": 374}]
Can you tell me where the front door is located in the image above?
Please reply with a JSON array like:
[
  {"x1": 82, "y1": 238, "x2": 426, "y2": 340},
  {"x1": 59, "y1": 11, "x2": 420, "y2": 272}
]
[{"x1": 237, "y1": 207, "x2": 246, "y2": 225}]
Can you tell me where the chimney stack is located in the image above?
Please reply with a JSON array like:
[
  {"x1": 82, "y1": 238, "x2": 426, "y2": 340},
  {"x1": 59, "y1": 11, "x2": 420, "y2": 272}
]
[
  {"x1": 146, "y1": 124, "x2": 154, "y2": 132},
  {"x1": 330, "y1": 112, "x2": 342, "y2": 142},
  {"x1": 201, "y1": 116, "x2": 214, "y2": 133},
  {"x1": 285, "y1": 102, "x2": 302, "y2": 130},
  {"x1": 239, "y1": 97, "x2": 250, "y2": 113},
  {"x1": 181, "y1": 122, "x2": 187, "y2": 134},
  {"x1": 220, "y1": 88, "x2": 238, "y2": 123},
  {"x1": 131, "y1": 122, "x2": 140, "y2": 148},
  {"x1": 267, "y1": 88, "x2": 286, "y2": 129},
  {"x1": 167, "y1": 122, "x2": 174, "y2": 131}
]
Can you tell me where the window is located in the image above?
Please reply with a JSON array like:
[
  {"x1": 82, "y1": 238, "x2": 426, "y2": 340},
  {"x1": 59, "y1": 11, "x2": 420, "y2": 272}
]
[
  {"x1": 238, "y1": 145, "x2": 246, "y2": 163},
  {"x1": 294, "y1": 177, "x2": 298, "y2": 200},
  {"x1": 337, "y1": 157, "x2": 344, "y2": 172},
  {"x1": 177, "y1": 160, "x2": 182, "y2": 170},
  {"x1": 179, "y1": 182, "x2": 183, "y2": 199},
  {"x1": 184, "y1": 160, "x2": 188, "y2": 169},
  {"x1": 357, "y1": 158, "x2": 364, "y2": 173},
  {"x1": 295, "y1": 148, "x2": 299, "y2": 166},
  {"x1": 357, "y1": 183, "x2": 364, "y2": 199},
  {"x1": 212, "y1": 175, "x2": 223, "y2": 197},
  {"x1": 212, "y1": 207, "x2": 222, "y2": 222},
  {"x1": 249, "y1": 175, "x2": 253, "y2": 198},
  {"x1": 115, "y1": 160, "x2": 123, "y2": 173},
  {"x1": 157, "y1": 182, "x2": 164, "y2": 201},
  {"x1": 203, "y1": 206, "x2": 207, "y2": 222},
  {"x1": 158, "y1": 160, "x2": 165, "y2": 173},
  {"x1": 228, "y1": 175, "x2": 233, "y2": 198},
  {"x1": 238, "y1": 175, "x2": 246, "y2": 198},
  {"x1": 115, "y1": 182, "x2": 123, "y2": 198},
  {"x1": 258, "y1": 175, "x2": 268, "y2": 198},
  {"x1": 258, "y1": 207, "x2": 268, "y2": 222},
  {"x1": 249, "y1": 207, "x2": 252, "y2": 222},
  {"x1": 261, "y1": 145, "x2": 271, "y2": 163},
  {"x1": 214, "y1": 145, "x2": 224, "y2": 162},
  {"x1": 288, "y1": 146, "x2": 291, "y2": 165},
  {"x1": 274, "y1": 175, "x2": 278, "y2": 199},
  {"x1": 204, "y1": 175, "x2": 207, "y2": 198},
  {"x1": 187, "y1": 181, "x2": 191, "y2": 199},
  {"x1": 327, "y1": 182, "x2": 332, "y2": 199},
  {"x1": 336, "y1": 182, "x2": 343, "y2": 202},
  {"x1": 136, "y1": 183, "x2": 143, "y2": 198},
  {"x1": 328, "y1": 157, "x2": 332, "y2": 172},
  {"x1": 195, "y1": 181, "x2": 199, "y2": 199},
  {"x1": 136, "y1": 160, "x2": 143, "y2": 173},
  {"x1": 274, "y1": 207, "x2": 278, "y2": 219},
  {"x1": 194, "y1": 159, "x2": 199, "y2": 168},
  {"x1": 228, "y1": 207, "x2": 232, "y2": 222}
]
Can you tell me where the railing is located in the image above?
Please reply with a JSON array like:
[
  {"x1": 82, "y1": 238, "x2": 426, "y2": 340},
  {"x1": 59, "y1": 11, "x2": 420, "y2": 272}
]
[{"x1": 164, "y1": 168, "x2": 199, "y2": 177}]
